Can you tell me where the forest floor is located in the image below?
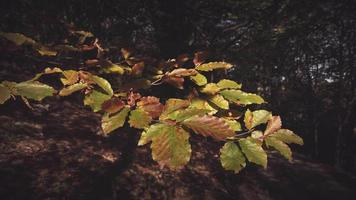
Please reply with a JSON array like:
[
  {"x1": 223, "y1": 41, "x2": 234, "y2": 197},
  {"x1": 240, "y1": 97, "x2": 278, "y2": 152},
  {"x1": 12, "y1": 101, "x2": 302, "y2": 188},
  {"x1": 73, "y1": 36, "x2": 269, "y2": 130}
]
[{"x1": 1, "y1": 98, "x2": 356, "y2": 200}]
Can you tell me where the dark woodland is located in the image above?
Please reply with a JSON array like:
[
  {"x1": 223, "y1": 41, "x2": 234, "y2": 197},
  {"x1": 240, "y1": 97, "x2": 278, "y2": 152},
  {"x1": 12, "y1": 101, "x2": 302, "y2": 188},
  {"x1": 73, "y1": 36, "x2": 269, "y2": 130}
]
[{"x1": 0, "y1": 0, "x2": 355, "y2": 199}]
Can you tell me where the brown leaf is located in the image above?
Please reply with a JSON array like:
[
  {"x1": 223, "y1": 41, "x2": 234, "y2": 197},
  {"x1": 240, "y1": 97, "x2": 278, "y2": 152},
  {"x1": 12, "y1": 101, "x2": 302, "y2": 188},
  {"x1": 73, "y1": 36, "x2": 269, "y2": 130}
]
[
  {"x1": 176, "y1": 54, "x2": 190, "y2": 67},
  {"x1": 163, "y1": 76, "x2": 184, "y2": 89},
  {"x1": 85, "y1": 59, "x2": 99, "y2": 67},
  {"x1": 263, "y1": 116, "x2": 282, "y2": 137},
  {"x1": 121, "y1": 47, "x2": 133, "y2": 59},
  {"x1": 131, "y1": 61, "x2": 145, "y2": 76},
  {"x1": 193, "y1": 51, "x2": 209, "y2": 66},
  {"x1": 127, "y1": 91, "x2": 141, "y2": 106},
  {"x1": 101, "y1": 98, "x2": 125, "y2": 114},
  {"x1": 168, "y1": 68, "x2": 198, "y2": 77},
  {"x1": 182, "y1": 115, "x2": 235, "y2": 140},
  {"x1": 137, "y1": 96, "x2": 164, "y2": 118}
]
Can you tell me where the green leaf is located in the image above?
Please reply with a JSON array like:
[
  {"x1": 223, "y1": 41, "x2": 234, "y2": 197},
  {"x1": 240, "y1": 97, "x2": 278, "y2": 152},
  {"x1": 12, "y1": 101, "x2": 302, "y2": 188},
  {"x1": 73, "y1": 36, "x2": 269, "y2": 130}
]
[
  {"x1": 91, "y1": 75, "x2": 113, "y2": 96},
  {"x1": 219, "y1": 89, "x2": 264, "y2": 105},
  {"x1": 15, "y1": 81, "x2": 55, "y2": 101},
  {"x1": 160, "y1": 99, "x2": 190, "y2": 120},
  {"x1": 220, "y1": 142, "x2": 246, "y2": 173},
  {"x1": 102, "y1": 63, "x2": 125, "y2": 75},
  {"x1": 223, "y1": 118, "x2": 242, "y2": 132},
  {"x1": 195, "y1": 62, "x2": 233, "y2": 71},
  {"x1": 59, "y1": 83, "x2": 87, "y2": 96},
  {"x1": 36, "y1": 46, "x2": 57, "y2": 56},
  {"x1": 190, "y1": 72, "x2": 207, "y2": 86},
  {"x1": 166, "y1": 108, "x2": 211, "y2": 122},
  {"x1": 0, "y1": 32, "x2": 36, "y2": 46},
  {"x1": 189, "y1": 98, "x2": 217, "y2": 114},
  {"x1": 244, "y1": 109, "x2": 272, "y2": 130},
  {"x1": 182, "y1": 115, "x2": 235, "y2": 140},
  {"x1": 239, "y1": 138, "x2": 267, "y2": 168},
  {"x1": 0, "y1": 84, "x2": 11, "y2": 104},
  {"x1": 201, "y1": 83, "x2": 220, "y2": 95},
  {"x1": 209, "y1": 94, "x2": 229, "y2": 109},
  {"x1": 270, "y1": 129, "x2": 304, "y2": 145},
  {"x1": 139, "y1": 123, "x2": 191, "y2": 169},
  {"x1": 101, "y1": 107, "x2": 130, "y2": 135},
  {"x1": 265, "y1": 137, "x2": 292, "y2": 161},
  {"x1": 129, "y1": 109, "x2": 152, "y2": 129},
  {"x1": 83, "y1": 90, "x2": 111, "y2": 112},
  {"x1": 217, "y1": 79, "x2": 242, "y2": 90}
]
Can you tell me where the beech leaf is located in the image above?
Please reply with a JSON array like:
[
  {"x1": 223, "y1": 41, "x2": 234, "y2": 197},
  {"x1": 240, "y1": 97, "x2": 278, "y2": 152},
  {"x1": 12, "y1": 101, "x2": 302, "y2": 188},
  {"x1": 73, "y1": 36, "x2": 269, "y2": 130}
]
[
  {"x1": 209, "y1": 94, "x2": 229, "y2": 109},
  {"x1": 182, "y1": 115, "x2": 235, "y2": 140},
  {"x1": 160, "y1": 99, "x2": 190, "y2": 120},
  {"x1": 195, "y1": 62, "x2": 233, "y2": 71},
  {"x1": 129, "y1": 109, "x2": 152, "y2": 129},
  {"x1": 244, "y1": 109, "x2": 272, "y2": 130},
  {"x1": 59, "y1": 83, "x2": 87, "y2": 96},
  {"x1": 101, "y1": 107, "x2": 130, "y2": 135},
  {"x1": 219, "y1": 89, "x2": 264, "y2": 105},
  {"x1": 137, "y1": 96, "x2": 164, "y2": 118},
  {"x1": 201, "y1": 83, "x2": 220, "y2": 95},
  {"x1": 270, "y1": 129, "x2": 304, "y2": 145},
  {"x1": 0, "y1": 84, "x2": 11, "y2": 104},
  {"x1": 83, "y1": 90, "x2": 111, "y2": 112},
  {"x1": 190, "y1": 72, "x2": 207, "y2": 86},
  {"x1": 239, "y1": 137, "x2": 267, "y2": 168},
  {"x1": 91, "y1": 75, "x2": 113, "y2": 96},
  {"x1": 217, "y1": 79, "x2": 242, "y2": 89},
  {"x1": 265, "y1": 137, "x2": 292, "y2": 161},
  {"x1": 263, "y1": 116, "x2": 282, "y2": 136},
  {"x1": 220, "y1": 142, "x2": 246, "y2": 173},
  {"x1": 15, "y1": 81, "x2": 56, "y2": 101}
]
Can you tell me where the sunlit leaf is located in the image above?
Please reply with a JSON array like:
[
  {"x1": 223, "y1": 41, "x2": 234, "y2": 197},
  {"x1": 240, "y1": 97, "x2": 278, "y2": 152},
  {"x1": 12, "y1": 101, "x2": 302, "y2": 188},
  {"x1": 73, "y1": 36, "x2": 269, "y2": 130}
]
[
  {"x1": 220, "y1": 142, "x2": 246, "y2": 173},
  {"x1": 166, "y1": 108, "x2": 211, "y2": 122},
  {"x1": 263, "y1": 116, "x2": 282, "y2": 136},
  {"x1": 129, "y1": 109, "x2": 152, "y2": 129},
  {"x1": 190, "y1": 72, "x2": 207, "y2": 86},
  {"x1": 244, "y1": 109, "x2": 272, "y2": 130},
  {"x1": 83, "y1": 90, "x2": 111, "y2": 112},
  {"x1": 195, "y1": 62, "x2": 233, "y2": 71},
  {"x1": 141, "y1": 123, "x2": 191, "y2": 169},
  {"x1": 60, "y1": 70, "x2": 79, "y2": 86},
  {"x1": 137, "y1": 96, "x2": 163, "y2": 118},
  {"x1": 265, "y1": 137, "x2": 292, "y2": 161},
  {"x1": 182, "y1": 115, "x2": 235, "y2": 140},
  {"x1": 209, "y1": 94, "x2": 229, "y2": 109},
  {"x1": 160, "y1": 99, "x2": 190, "y2": 120},
  {"x1": 101, "y1": 98, "x2": 125, "y2": 114},
  {"x1": 219, "y1": 89, "x2": 264, "y2": 105},
  {"x1": 189, "y1": 98, "x2": 217, "y2": 114},
  {"x1": 131, "y1": 61, "x2": 145, "y2": 76},
  {"x1": 217, "y1": 79, "x2": 242, "y2": 90},
  {"x1": 101, "y1": 107, "x2": 130, "y2": 135},
  {"x1": 270, "y1": 129, "x2": 304, "y2": 145},
  {"x1": 15, "y1": 81, "x2": 56, "y2": 101},
  {"x1": 0, "y1": 84, "x2": 11, "y2": 104},
  {"x1": 168, "y1": 68, "x2": 198, "y2": 77},
  {"x1": 91, "y1": 75, "x2": 113, "y2": 96},
  {"x1": 201, "y1": 83, "x2": 220, "y2": 95},
  {"x1": 223, "y1": 118, "x2": 242, "y2": 131},
  {"x1": 239, "y1": 137, "x2": 267, "y2": 168},
  {"x1": 59, "y1": 83, "x2": 87, "y2": 96},
  {"x1": 36, "y1": 46, "x2": 57, "y2": 56}
]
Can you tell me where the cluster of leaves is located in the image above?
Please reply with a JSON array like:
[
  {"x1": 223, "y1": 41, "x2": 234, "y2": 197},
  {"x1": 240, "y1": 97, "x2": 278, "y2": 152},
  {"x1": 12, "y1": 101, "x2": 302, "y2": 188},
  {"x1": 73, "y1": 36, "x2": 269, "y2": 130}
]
[{"x1": 0, "y1": 32, "x2": 303, "y2": 173}]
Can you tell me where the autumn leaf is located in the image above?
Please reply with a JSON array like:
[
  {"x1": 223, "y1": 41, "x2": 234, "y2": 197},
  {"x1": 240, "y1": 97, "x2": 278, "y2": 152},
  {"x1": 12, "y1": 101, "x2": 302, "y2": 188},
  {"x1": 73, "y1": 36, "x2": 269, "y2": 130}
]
[
  {"x1": 209, "y1": 94, "x2": 229, "y2": 109},
  {"x1": 269, "y1": 129, "x2": 304, "y2": 145},
  {"x1": 129, "y1": 109, "x2": 152, "y2": 129},
  {"x1": 160, "y1": 99, "x2": 190, "y2": 120},
  {"x1": 217, "y1": 79, "x2": 242, "y2": 90},
  {"x1": 220, "y1": 142, "x2": 246, "y2": 173},
  {"x1": 59, "y1": 83, "x2": 87, "y2": 96},
  {"x1": 201, "y1": 83, "x2": 220, "y2": 95},
  {"x1": 182, "y1": 115, "x2": 235, "y2": 140},
  {"x1": 0, "y1": 84, "x2": 11, "y2": 104},
  {"x1": 190, "y1": 72, "x2": 207, "y2": 86},
  {"x1": 219, "y1": 89, "x2": 264, "y2": 105},
  {"x1": 239, "y1": 137, "x2": 267, "y2": 168},
  {"x1": 101, "y1": 97, "x2": 125, "y2": 114},
  {"x1": 138, "y1": 123, "x2": 191, "y2": 169},
  {"x1": 84, "y1": 90, "x2": 111, "y2": 112},
  {"x1": 263, "y1": 116, "x2": 282, "y2": 136},
  {"x1": 15, "y1": 81, "x2": 56, "y2": 101},
  {"x1": 195, "y1": 62, "x2": 233, "y2": 71},
  {"x1": 101, "y1": 107, "x2": 130, "y2": 135},
  {"x1": 265, "y1": 137, "x2": 292, "y2": 161},
  {"x1": 137, "y1": 96, "x2": 164, "y2": 118},
  {"x1": 244, "y1": 109, "x2": 272, "y2": 130}
]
